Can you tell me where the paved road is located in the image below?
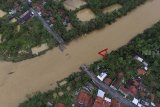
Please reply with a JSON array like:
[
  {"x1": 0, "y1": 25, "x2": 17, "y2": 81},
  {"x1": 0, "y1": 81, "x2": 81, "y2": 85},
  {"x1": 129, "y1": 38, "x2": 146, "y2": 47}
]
[
  {"x1": 30, "y1": 8, "x2": 65, "y2": 51},
  {"x1": 80, "y1": 64, "x2": 137, "y2": 107}
]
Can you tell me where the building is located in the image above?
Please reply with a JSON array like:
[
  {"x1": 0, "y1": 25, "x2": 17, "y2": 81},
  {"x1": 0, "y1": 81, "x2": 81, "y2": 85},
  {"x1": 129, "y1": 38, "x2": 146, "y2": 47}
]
[
  {"x1": 134, "y1": 55, "x2": 143, "y2": 62},
  {"x1": 132, "y1": 80, "x2": 139, "y2": 87},
  {"x1": 93, "y1": 89, "x2": 111, "y2": 107},
  {"x1": 77, "y1": 91, "x2": 94, "y2": 107},
  {"x1": 119, "y1": 85, "x2": 129, "y2": 97},
  {"x1": 111, "y1": 72, "x2": 124, "y2": 89},
  {"x1": 93, "y1": 97, "x2": 104, "y2": 107},
  {"x1": 104, "y1": 78, "x2": 112, "y2": 85},
  {"x1": 93, "y1": 97, "x2": 111, "y2": 107},
  {"x1": 19, "y1": 10, "x2": 33, "y2": 23},
  {"x1": 132, "y1": 98, "x2": 156, "y2": 107},
  {"x1": 128, "y1": 85, "x2": 137, "y2": 96},
  {"x1": 97, "y1": 72, "x2": 107, "y2": 81},
  {"x1": 137, "y1": 68, "x2": 146, "y2": 75},
  {"x1": 110, "y1": 98, "x2": 124, "y2": 107},
  {"x1": 134, "y1": 55, "x2": 149, "y2": 71}
]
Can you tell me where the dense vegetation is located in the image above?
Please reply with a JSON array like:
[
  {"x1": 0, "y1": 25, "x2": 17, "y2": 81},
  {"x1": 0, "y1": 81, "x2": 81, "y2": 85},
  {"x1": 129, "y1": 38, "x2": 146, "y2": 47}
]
[
  {"x1": 18, "y1": 21, "x2": 160, "y2": 107},
  {"x1": 0, "y1": 16, "x2": 55, "y2": 61}
]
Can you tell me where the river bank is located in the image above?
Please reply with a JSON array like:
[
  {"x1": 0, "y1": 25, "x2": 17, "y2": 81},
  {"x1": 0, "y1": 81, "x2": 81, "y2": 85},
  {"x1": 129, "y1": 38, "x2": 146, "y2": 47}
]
[{"x1": 0, "y1": 0, "x2": 160, "y2": 107}]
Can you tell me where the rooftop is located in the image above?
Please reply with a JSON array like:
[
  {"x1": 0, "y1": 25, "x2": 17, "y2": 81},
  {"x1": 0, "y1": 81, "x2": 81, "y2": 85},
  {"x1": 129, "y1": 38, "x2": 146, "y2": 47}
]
[{"x1": 77, "y1": 91, "x2": 93, "y2": 107}]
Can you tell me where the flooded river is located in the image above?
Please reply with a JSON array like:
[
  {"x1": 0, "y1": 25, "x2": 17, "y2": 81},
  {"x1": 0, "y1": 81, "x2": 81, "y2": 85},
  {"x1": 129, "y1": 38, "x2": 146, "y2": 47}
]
[{"x1": 0, "y1": 0, "x2": 160, "y2": 107}]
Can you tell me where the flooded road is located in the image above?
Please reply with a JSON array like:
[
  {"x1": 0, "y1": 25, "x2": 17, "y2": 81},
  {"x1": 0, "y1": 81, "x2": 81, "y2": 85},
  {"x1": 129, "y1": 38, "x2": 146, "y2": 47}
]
[{"x1": 0, "y1": 0, "x2": 160, "y2": 107}]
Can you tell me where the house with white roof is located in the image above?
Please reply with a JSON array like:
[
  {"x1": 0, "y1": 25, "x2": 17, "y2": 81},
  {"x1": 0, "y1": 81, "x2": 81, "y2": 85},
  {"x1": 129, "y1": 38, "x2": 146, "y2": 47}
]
[
  {"x1": 97, "y1": 89, "x2": 105, "y2": 98},
  {"x1": 134, "y1": 55, "x2": 143, "y2": 62},
  {"x1": 97, "y1": 72, "x2": 107, "y2": 81}
]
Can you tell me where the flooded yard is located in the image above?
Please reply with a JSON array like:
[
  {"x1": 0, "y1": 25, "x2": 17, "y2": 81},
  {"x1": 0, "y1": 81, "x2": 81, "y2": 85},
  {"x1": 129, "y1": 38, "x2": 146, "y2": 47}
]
[
  {"x1": 0, "y1": 0, "x2": 160, "y2": 107},
  {"x1": 103, "y1": 4, "x2": 122, "y2": 13},
  {"x1": 17, "y1": 25, "x2": 20, "y2": 32},
  {"x1": 76, "y1": 8, "x2": 95, "y2": 21},
  {"x1": 64, "y1": 0, "x2": 86, "y2": 10},
  {"x1": 0, "y1": 10, "x2": 6, "y2": 17},
  {"x1": 10, "y1": 18, "x2": 17, "y2": 23},
  {"x1": 31, "y1": 43, "x2": 49, "y2": 55}
]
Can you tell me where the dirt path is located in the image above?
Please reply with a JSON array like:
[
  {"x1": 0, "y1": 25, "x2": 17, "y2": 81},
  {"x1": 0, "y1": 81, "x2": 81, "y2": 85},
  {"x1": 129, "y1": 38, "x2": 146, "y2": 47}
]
[{"x1": 0, "y1": 0, "x2": 160, "y2": 107}]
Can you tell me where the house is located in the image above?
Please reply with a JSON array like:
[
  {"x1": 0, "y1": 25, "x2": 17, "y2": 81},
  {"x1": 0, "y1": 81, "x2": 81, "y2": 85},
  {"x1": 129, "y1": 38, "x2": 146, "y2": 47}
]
[
  {"x1": 93, "y1": 97, "x2": 111, "y2": 107},
  {"x1": 137, "y1": 68, "x2": 146, "y2": 75},
  {"x1": 139, "y1": 99, "x2": 150, "y2": 107},
  {"x1": 110, "y1": 98, "x2": 124, "y2": 107},
  {"x1": 19, "y1": 10, "x2": 33, "y2": 23},
  {"x1": 111, "y1": 72, "x2": 124, "y2": 89},
  {"x1": 97, "y1": 72, "x2": 107, "y2": 81},
  {"x1": 134, "y1": 55, "x2": 143, "y2": 62},
  {"x1": 83, "y1": 82, "x2": 95, "y2": 93},
  {"x1": 97, "y1": 89, "x2": 105, "y2": 98},
  {"x1": 132, "y1": 98, "x2": 156, "y2": 107},
  {"x1": 55, "y1": 103, "x2": 66, "y2": 107},
  {"x1": 132, "y1": 80, "x2": 139, "y2": 87},
  {"x1": 77, "y1": 91, "x2": 94, "y2": 107},
  {"x1": 118, "y1": 85, "x2": 129, "y2": 97},
  {"x1": 93, "y1": 89, "x2": 111, "y2": 107},
  {"x1": 134, "y1": 55, "x2": 149, "y2": 71},
  {"x1": 33, "y1": 0, "x2": 48, "y2": 17},
  {"x1": 9, "y1": 9, "x2": 16, "y2": 15},
  {"x1": 93, "y1": 97, "x2": 104, "y2": 107},
  {"x1": 132, "y1": 98, "x2": 139, "y2": 105},
  {"x1": 128, "y1": 85, "x2": 137, "y2": 96},
  {"x1": 104, "y1": 78, "x2": 112, "y2": 85}
]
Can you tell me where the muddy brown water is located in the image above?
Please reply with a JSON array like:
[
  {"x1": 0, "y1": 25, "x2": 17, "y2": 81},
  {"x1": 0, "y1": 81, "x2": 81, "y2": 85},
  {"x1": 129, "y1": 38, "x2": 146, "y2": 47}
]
[
  {"x1": 64, "y1": 0, "x2": 86, "y2": 11},
  {"x1": 0, "y1": 0, "x2": 160, "y2": 107},
  {"x1": 76, "y1": 8, "x2": 95, "y2": 21}
]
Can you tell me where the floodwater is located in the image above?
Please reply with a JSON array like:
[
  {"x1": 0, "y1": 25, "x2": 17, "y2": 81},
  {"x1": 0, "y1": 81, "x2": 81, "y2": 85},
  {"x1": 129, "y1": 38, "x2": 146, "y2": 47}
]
[
  {"x1": 76, "y1": 8, "x2": 95, "y2": 21},
  {"x1": 10, "y1": 18, "x2": 17, "y2": 23},
  {"x1": 103, "y1": 4, "x2": 122, "y2": 13},
  {"x1": 64, "y1": 0, "x2": 86, "y2": 10},
  {"x1": 0, "y1": 10, "x2": 6, "y2": 17},
  {"x1": 31, "y1": 43, "x2": 49, "y2": 55},
  {"x1": 0, "y1": 0, "x2": 160, "y2": 107}
]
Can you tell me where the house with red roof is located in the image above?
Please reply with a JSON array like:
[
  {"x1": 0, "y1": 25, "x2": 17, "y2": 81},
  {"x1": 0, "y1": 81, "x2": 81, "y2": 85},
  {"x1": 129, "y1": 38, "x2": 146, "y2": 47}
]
[
  {"x1": 93, "y1": 97, "x2": 104, "y2": 107},
  {"x1": 110, "y1": 98, "x2": 124, "y2": 107},
  {"x1": 77, "y1": 91, "x2": 94, "y2": 107},
  {"x1": 110, "y1": 72, "x2": 124, "y2": 90},
  {"x1": 104, "y1": 78, "x2": 112, "y2": 86},
  {"x1": 19, "y1": 10, "x2": 33, "y2": 23},
  {"x1": 93, "y1": 97, "x2": 111, "y2": 107},
  {"x1": 93, "y1": 89, "x2": 111, "y2": 107},
  {"x1": 128, "y1": 85, "x2": 137, "y2": 96},
  {"x1": 119, "y1": 85, "x2": 129, "y2": 97},
  {"x1": 137, "y1": 68, "x2": 146, "y2": 75}
]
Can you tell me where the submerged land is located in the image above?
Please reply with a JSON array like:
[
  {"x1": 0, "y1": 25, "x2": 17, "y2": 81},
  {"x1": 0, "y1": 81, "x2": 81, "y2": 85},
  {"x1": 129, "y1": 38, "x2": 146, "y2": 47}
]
[{"x1": 0, "y1": 0, "x2": 160, "y2": 107}]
